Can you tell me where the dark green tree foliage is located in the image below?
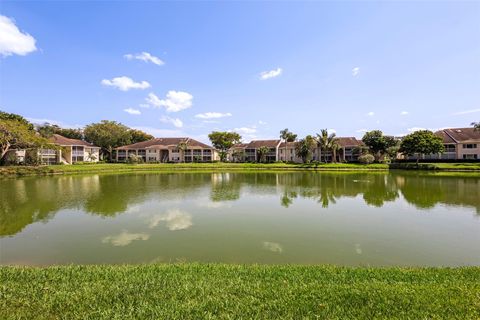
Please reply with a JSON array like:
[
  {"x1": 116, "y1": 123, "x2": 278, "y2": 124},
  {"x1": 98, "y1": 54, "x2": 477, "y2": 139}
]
[
  {"x1": 84, "y1": 121, "x2": 132, "y2": 161},
  {"x1": 362, "y1": 130, "x2": 397, "y2": 161},
  {"x1": 37, "y1": 124, "x2": 83, "y2": 140},
  {"x1": 295, "y1": 135, "x2": 317, "y2": 163},
  {"x1": 129, "y1": 129, "x2": 154, "y2": 144},
  {"x1": 208, "y1": 131, "x2": 242, "y2": 162},
  {"x1": 0, "y1": 111, "x2": 34, "y2": 130},
  {"x1": 399, "y1": 130, "x2": 444, "y2": 164},
  {"x1": 257, "y1": 146, "x2": 270, "y2": 163},
  {"x1": 472, "y1": 122, "x2": 480, "y2": 131}
]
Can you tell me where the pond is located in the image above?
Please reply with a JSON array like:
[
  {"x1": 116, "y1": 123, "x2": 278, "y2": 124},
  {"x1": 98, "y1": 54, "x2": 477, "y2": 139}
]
[{"x1": 1, "y1": 172, "x2": 479, "y2": 266}]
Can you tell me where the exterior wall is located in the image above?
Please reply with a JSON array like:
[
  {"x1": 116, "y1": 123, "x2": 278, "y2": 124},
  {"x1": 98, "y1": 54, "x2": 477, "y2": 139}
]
[
  {"x1": 117, "y1": 147, "x2": 215, "y2": 163},
  {"x1": 458, "y1": 143, "x2": 480, "y2": 160}
]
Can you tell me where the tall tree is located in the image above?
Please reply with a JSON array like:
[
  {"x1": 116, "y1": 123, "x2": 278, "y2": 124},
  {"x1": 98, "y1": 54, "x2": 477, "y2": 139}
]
[
  {"x1": 362, "y1": 130, "x2": 397, "y2": 161},
  {"x1": 0, "y1": 111, "x2": 34, "y2": 130},
  {"x1": 129, "y1": 129, "x2": 154, "y2": 144},
  {"x1": 257, "y1": 146, "x2": 270, "y2": 163},
  {"x1": 295, "y1": 135, "x2": 317, "y2": 163},
  {"x1": 399, "y1": 130, "x2": 444, "y2": 164},
  {"x1": 37, "y1": 123, "x2": 83, "y2": 140},
  {"x1": 316, "y1": 129, "x2": 338, "y2": 163},
  {"x1": 177, "y1": 141, "x2": 188, "y2": 163},
  {"x1": 0, "y1": 114, "x2": 49, "y2": 161},
  {"x1": 84, "y1": 121, "x2": 132, "y2": 161},
  {"x1": 208, "y1": 131, "x2": 242, "y2": 162},
  {"x1": 279, "y1": 128, "x2": 297, "y2": 162}
]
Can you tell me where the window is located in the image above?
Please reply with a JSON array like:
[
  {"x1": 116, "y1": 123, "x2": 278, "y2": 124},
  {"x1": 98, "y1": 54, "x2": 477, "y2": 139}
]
[
  {"x1": 463, "y1": 154, "x2": 478, "y2": 159},
  {"x1": 203, "y1": 149, "x2": 211, "y2": 154},
  {"x1": 172, "y1": 149, "x2": 180, "y2": 153},
  {"x1": 463, "y1": 144, "x2": 477, "y2": 149},
  {"x1": 444, "y1": 144, "x2": 456, "y2": 152}
]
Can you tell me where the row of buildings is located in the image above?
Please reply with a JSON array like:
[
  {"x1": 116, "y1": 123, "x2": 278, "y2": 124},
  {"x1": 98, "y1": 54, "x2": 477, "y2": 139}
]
[{"x1": 7, "y1": 127, "x2": 480, "y2": 165}]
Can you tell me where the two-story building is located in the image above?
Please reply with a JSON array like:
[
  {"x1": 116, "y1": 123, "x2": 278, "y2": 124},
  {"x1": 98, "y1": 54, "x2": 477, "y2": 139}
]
[
  {"x1": 431, "y1": 128, "x2": 480, "y2": 160},
  {"x1": 114, "y1": 137, "x2": 218, "y2": 163},
  {"x1": 243, "y1": 140, "x2": 281, "y2": 162}
]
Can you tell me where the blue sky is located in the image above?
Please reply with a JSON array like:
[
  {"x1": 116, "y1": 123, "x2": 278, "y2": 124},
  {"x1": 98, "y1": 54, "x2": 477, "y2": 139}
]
[{"x1": 1, "y1": 1, "x2": 479, "y2": 142}]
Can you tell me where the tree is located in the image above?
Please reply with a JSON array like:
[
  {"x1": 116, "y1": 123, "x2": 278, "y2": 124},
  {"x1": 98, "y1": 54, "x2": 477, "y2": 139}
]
[
  {"x1": 129, "y1": 129, "x2": 154, "y2": 144},
  {"x1": 37, "y1": 123, "x2": 83, "y2": 140},
  {"x1": 399, "y1": 130, "x2": 444, "y2": 164},
  {"x1": 316, "y1": 129, "x2": 338, "y2": 163},
  {"x1": 84, "y1": 121, "x2": 132, "y2": 161},
  {"x1": 295, "y1": 135, "x2": 317, "y2": 163},
  {"x1": 362, "y1": 130, "x2": 397, "y2": 162},
  {"x1": 257, "y1": 146, "x2": 270, "y2": 163},
  {"x1": 0, "y1": 113, "x2": 50, "y2": 162},
  {"x1": 279, "y1": 128, "x2": 297, "y2": 162},
  {"x1": 177, "y1": 141, "x2": 188, "y2": 163},
  {"x1": 208, "y1": 131, "x2": 242, "y2": 162},
  {"x1": 472, "y1": 122, "x2": 480, "y2": 131}
]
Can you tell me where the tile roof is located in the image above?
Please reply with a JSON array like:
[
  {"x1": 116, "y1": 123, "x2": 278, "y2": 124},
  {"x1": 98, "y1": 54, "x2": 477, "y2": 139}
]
[
  {"x1": 116, "y1": 137, "x2": 213, "y2": 150},
  {"x1": 50, "y1": 134, "x2": 98, "y2": 147},
  {"x1": 434, "y1": 130, "x2": 457, "y2": 144},
  {"x1": 278, "y1": 141, "x2": 297, "y2": 148},
  {"x1": 245, "y1": 140, "x2": 281, "y2": 149},
  {"x1": 440, "y1": 128, "x2": 480, "y2": 143},
  {"x1": 336, "y1": 137, "x2": 364, "y2": 147}
]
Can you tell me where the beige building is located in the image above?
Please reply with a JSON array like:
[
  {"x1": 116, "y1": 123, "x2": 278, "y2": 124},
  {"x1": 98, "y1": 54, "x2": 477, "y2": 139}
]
[
  {"x1": 429, "y1": 128, "x2": 480, "y2": 160},
  {"x1": 9, "y1": 134, "x2": 100, "y2": 165},
  {"x1": 115, "y1": 137, "x2": 218, "y2": 162}
]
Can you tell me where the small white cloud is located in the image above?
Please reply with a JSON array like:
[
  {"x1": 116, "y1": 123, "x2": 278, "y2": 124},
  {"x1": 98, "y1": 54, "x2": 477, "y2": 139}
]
[
  {"x1": 258, "y1": 120, "x2": 267, "y2": 125},
  {"x1": 0, "y1": 15, "x2": 37, "y2": 56},
  {"x1": 124, "y1": 51, "x2": 164, "y2": 66},
  {"x1": 102, "y1": 230, "x2": 150, "y2": 246},
  {"x1": 146, "y1": 91, "x2": 193, "y2": 112},
  {"x1": 356, "y1": 129, "x2": 368, "y2": 133},
  {"x1": 352, "y1": 67, "x2": 360, "y2": 77},
  {"x1": 407, "y1": 127, "x2": 427, "y2": 133},
  {"x1": 400, "y1": 111, "x2": 409, "y2": 115},
  {"x1": 233, "y1": 127, "x2": 257, "y2": 135},
  {"x1": 101, "y1": 76, "x2": 150, "y2": 91},
  {"x1": 260, "y1": 67, "x2": 282, "y2": 80},
  {"x1": 367, "y1": 112, "x2": 375, "y2": 116},
  {"x1": 139, "y1": 104, "x2": 150, "y2": 108},
  {"x1": 160, "y1": 115, "x2": 183, "y2": 128},
  {"x1": 26, "y1": 117, "x2": 82, "y2": 129},
  {"x1": 132, "y1": 126, "x2": 184, "y2": 137},
  {"x1": 263, "y1": 241, "x2": 283, "y2": 253},
  {"x1": 328, "y1": 128, "x2": 336, "y2": 134},
  {"x1": 452, "y1": 108, "x2": 480, "y2": 115},
  {"x1": 124, "y1": 108, "x2": 141, "y2": 115},
  {"x1": 149, "y1": 209, "x2": 193, "y2": 231},
  {"x1": 195, "y1": 112, "x2": 232, "y2": 119}
]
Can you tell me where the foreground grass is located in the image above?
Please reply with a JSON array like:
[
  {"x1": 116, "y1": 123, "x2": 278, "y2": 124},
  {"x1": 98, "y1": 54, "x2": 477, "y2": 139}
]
[
  {"x1": 1, "y1": 264, "x2": 479, "y2": 319},
  {"x1": 0, "y1": 162, "x2": 389, "y2": 177}
]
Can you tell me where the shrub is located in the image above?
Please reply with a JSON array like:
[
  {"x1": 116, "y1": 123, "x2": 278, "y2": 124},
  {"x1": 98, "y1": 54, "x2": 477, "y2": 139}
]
[
  {"x1": 127, "y1": 154, "x2": 144, "y2": 164},
  {"x1": 358, "y1": 154, "x2": 375, "y2": 164},
  {"x1": 24, "y1": 149, "x2": 40, "y2": 166}
]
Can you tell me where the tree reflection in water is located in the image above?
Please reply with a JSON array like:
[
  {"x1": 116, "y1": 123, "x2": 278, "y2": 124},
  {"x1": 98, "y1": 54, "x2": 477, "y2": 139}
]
[{"x1": 1, "y1": 171, "x2": 479, "y2": 236}]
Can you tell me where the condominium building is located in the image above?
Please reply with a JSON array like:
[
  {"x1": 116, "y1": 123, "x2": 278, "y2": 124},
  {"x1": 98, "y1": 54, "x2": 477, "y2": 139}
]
[
  {"x1": 114, "y1": 137, "x2": 218, "y2": 162},
  {"x1": 430, "y1": 128, "x2": 480, "y2": 160}
]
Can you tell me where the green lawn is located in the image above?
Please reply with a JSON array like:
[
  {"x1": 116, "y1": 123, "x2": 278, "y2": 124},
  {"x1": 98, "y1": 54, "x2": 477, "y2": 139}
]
[
  {"x1": 1, "y1": 162, "x2": 480, "y2": 177},
  {"x1": 1, "y1": 264, "x2": 479, "y2": 319}
]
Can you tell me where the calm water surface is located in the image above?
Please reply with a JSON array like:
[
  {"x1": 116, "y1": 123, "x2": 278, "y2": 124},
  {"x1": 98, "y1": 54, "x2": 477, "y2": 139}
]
[{"x1": 1, "y1": 172, "x2": 479, "y2": 266}]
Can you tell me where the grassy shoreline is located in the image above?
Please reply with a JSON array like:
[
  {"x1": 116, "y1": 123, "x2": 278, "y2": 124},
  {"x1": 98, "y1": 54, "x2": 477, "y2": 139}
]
[
  {"x1": 1, "y1": 162, "x2": 480, "y2": 177},
  {"x1": 1, "y1": 264, "x2": 479, "y2": 319}
]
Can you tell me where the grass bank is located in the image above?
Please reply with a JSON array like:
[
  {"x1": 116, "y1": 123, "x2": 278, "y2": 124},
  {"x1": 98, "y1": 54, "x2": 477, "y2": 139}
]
[
  {"x1": 1, "y1": 162, "x2": 480, "y2": 177},
  {"x1": 1, "y1": 264, "x2": 479, "y2": 319},
  {"x1": 1, "y1": 162, "x2": 389, "y2": 177}
]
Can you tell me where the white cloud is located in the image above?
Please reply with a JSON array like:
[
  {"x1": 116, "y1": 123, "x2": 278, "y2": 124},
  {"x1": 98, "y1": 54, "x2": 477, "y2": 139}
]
[
  {"x1": 160, "y1": 115, "x2": 183, "y2": 128},
  {"x1": 258, "y1": 120, "x2": 267, "y2": 125},
  {"x1": 195, "y1": 112, "x2": 232, "y2": 119},
  {"x1": 263, "y1": 241, "x2": 283, "y2": 253},
  {"x1": 132, "y1": 126, "x2": 184, "y2": 138},
  {"x1": 124, "y1": 108, "x2": 141, "y2": 115},
  {"x1": 367, "y1": 112, "x2": 375, "y2": 116},
  {"x1": 400, "y1": 111, "x2": 409, "y2": 115},
  {"x1": 260, "y1": 67, "x2": 282, "y2": 80},
  {"x1": 101, "y1": 76, "x2": 150, "y2": 91},
  {"x1": 149, "y1": 209, "x2": 193, "y2": 231},
  {"x1": 124, "y1": 52, "x2": 164, "y2": 66},
  {"x1": 407, "y1": 127, "x2": 427, "y2": 133},
  {"x1": 0, "y1": 15, "x2": 37, "y2": 56},
  {"x1": 102, "y1": 230, "x2": 150, "y2": 246},
  {"x1": 26, "y1": 117, "x2": 82, "y2": 129},
  {"x1": 233, "y1": 127, "x2": 257, "y2": 135},
  {"x1": 352, "y1": 67, "x2": 360, "y2": 76},
  {"x1": 146, "y1": 91, "x2": 193, "y2": 112},
  {"x1": 328, "y1": 128, "x2": 336, "y2": 134},
  {"x1": 139, "y1": 104, "x2": 150, "y2": 109},
  {"x1": 356, "y1": 128, "x2": 368, "y2": 133},
  {"x1": 452, "y1": 108, "x2": 480, "y2": 115}
]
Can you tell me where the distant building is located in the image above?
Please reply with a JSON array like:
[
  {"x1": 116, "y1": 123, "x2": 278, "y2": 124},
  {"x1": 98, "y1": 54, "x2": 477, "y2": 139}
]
[
  {"x1": 430, "y1": 128, "x2": 480, "y2": 160},
  {"x1": 114, "y1": 137, "x2": 218, "y2": 162},
  {"x1": 8, "y1": 134, "x2": 100, "y2": 165}
]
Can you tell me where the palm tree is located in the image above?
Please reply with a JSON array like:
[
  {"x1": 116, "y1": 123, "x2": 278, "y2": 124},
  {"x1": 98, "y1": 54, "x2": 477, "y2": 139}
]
[
  {"x1": 257, "y1": 146, "x2": 270, "y2": 163},
  {"x1": 280, "y1": 128, "x2": 293, "y2": 162},
  {"x1": 472, "y1": 122, "x2": 480, "y2": 131},
  {"x1": 316, "y1": 129, "x2": 338, "y2": 163},
  {"x1": 177, "y1": 141, "x2": 188, "y2": 163}
]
